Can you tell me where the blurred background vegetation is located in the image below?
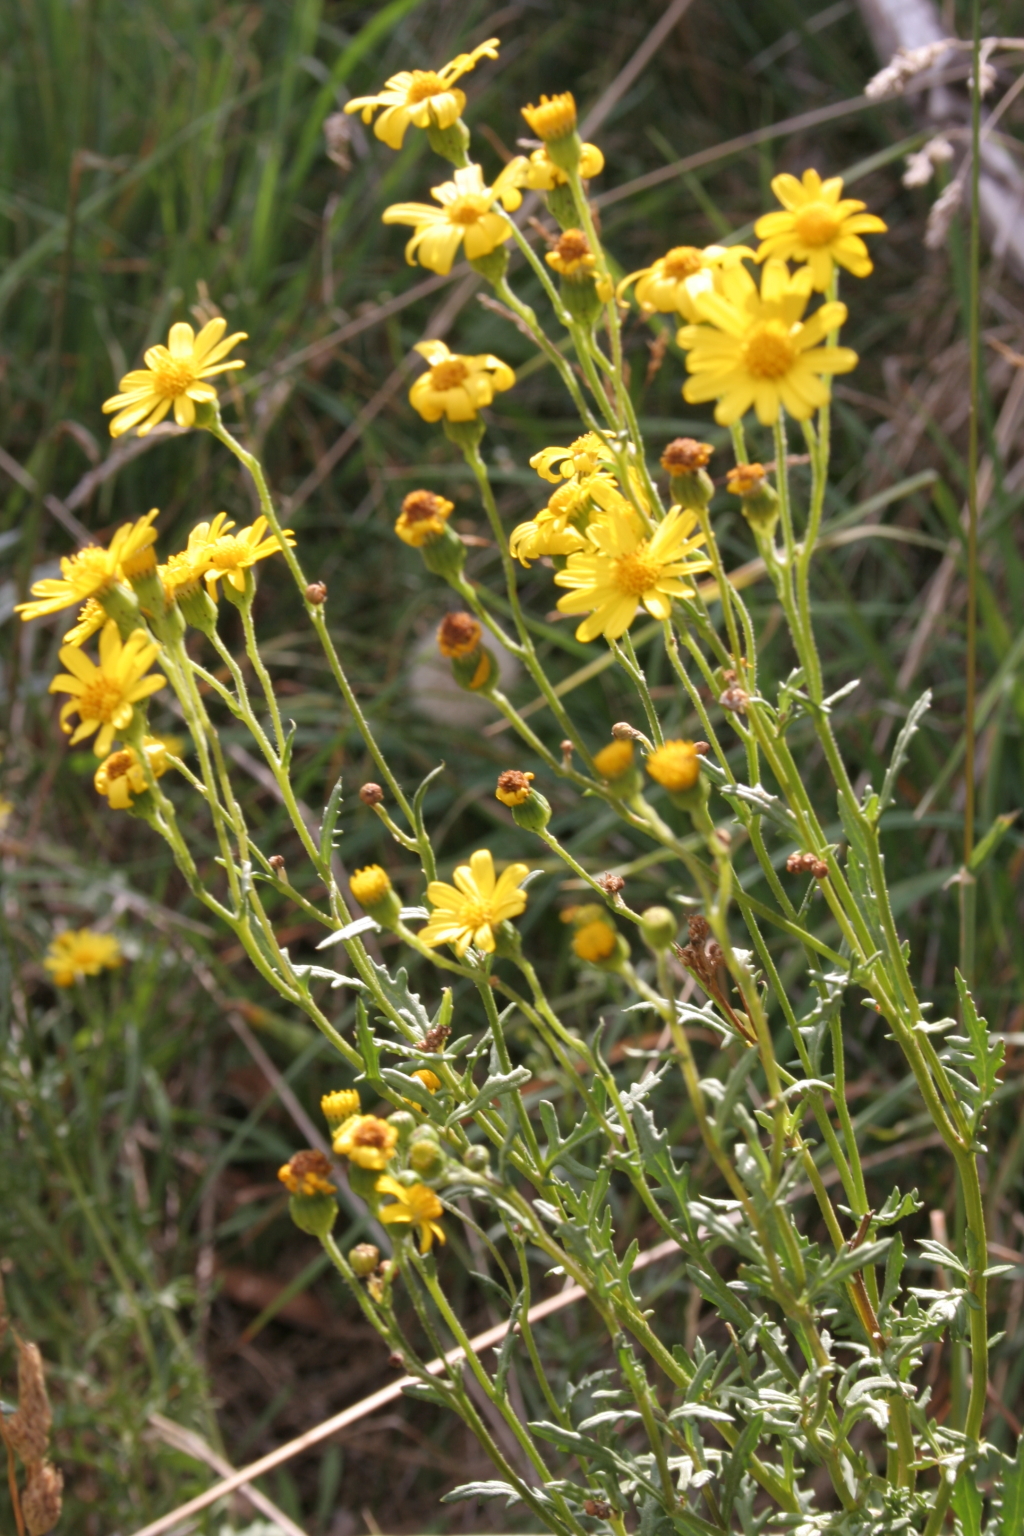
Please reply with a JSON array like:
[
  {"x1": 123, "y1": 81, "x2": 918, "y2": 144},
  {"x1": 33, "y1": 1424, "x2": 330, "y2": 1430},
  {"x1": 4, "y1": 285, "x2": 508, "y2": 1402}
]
[{"x1": 2, "y1": 0, "x2": 1024, "y2": 1531}]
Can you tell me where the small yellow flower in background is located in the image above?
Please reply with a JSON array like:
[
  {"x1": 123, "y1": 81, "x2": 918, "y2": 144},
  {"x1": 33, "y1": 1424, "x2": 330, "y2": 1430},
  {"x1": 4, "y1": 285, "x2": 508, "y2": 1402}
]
[
  {"x1": 678, "y1": 258, "x2": 857, "y2": 425},
  {"x1": 383, "y1": 162, "x2": 524, "y2": 275},
  {"x1": 522, "y1": 142, "x2": 604, "y2": 191},
  {"x1": 333, "y1": 1114, "x2": 399, "y2": 1170},
  {"x1": 278, "y1": 1149, "x2": 335, "y2": 1197},
  {"x1": 522, "y1": 92, "x2": 577, "y2": 143},
  {"x1": 531, "y1": 432, "x2": 613, "y2": 484},
  {"x1": 344, "y1": 38, "x2": 500, "y2": 149},
  {"x1": 495, "y1": 769, "x2": 534, "y2": 807},
  {"x1": 726, "y1": 463, "x2": 768, "y2": 497},
  {"x1": 437, "y1": 611, "x2": 482, "y2": 658},
  {"x1": 200, "y1": 515, "x2": 296, "y2": 596},
  {"x1": 16, "y1": 512, "x2": 159, "y2": 622},
  {"x1": 349, "y1": 865, "x2": 393, "y2": 908},
  {"x1": 45, "y1": 928, "x2": 122, "y2": 988},
  {"x1": 754, "y1": 169, "x2": 887, "y2": 292},
  {"x1": 395, "y1": 489, "x2": 455, "y2": 547},
  {"x1": 410, "y1": 340, "x2": 514, "y2": 423},
  {"x1": 63, "y1": 598, "x2": 107, "y2": 648},
  {"x1": 420, "y1": 848, "x2": 529, "y2": 957},
  {"x1": 94, "y1": 737, "x2": 169, "y2": 810},
  {"x1": 572, "y1": 919, "x2": 617, "y2": 962},
  {"x1": 646, "y1": 739, "x2": 700, "y2": 792},
  {"x1": 412, "y1": 1068, "x2": 441, "y2": 1093},
  {"x1": 618, "y1": 243, "x2": 755, "y2": 322},
  {"x1": 102, "y1": 319, "x2": 246, "y2": 437},
  {"x1": 376, "y1": 1175, "x2": 446, "y2": 1253},
  {"x1": 49, "y1": 621, "x2": 166, "y2": 757},
  {"x1": 554, "y1": 505, "x2": 712, "y2": 643},
  {"x1": 321, "y1": 1088, "x2": 360, "y2": 1132},
  {"x1": 546, "y1": 228, "x2": 596, "y2": 278},
  {"x1": 592, "y1": 739, "x2": 634, "y2": 780}
]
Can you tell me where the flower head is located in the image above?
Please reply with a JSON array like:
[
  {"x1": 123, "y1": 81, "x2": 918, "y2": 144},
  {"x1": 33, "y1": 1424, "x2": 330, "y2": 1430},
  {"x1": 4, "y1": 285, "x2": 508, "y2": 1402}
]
[
  {"x1": 16, "y1": 512, "x2": 159, "y2": 622},
  {"x1": 437, "y1": 612, "x2": 482, "y2": 658},
  {"x1": 94, "y1": 737, "x2": 169, "y2": 810},
  {"x1": 199, "y1": 515, "x2": 295, "y2": 595},
  {"x1": 321, "y1": 1089, "x2": 361, "y2": 1131},
  {"x1": 375, "y1": 1175, "x2": 446, "y2": 1253},
  {"x1": 572, "y1": 919, "x2": 617, "y2": 962},
  {"x1": 102, "y1": 319, "x2": 246, "y2": 437},
  {"x1": 661, "y1": 439, "x2": 713, "y2": 473},
  {"x1": 522, "y1": 142, "x2": 604, "y2": 190},
  {"x1": 495, "y1": 769, "x2": 535, "y2": 807},
  {"x1": 547, "y1": 228, "x2": 596, "y2": 278},
  {"x1": 420, "y1": 848, "x2": 529, "y2": 956},
  {"x1": 646, "y1": 739, "x2": 700, "y2": 792},
  {"x1": 395, "y1": 489, "x2": 454, "y2": 547},
  {"x1": 412, "y1": 1068, "x2": 441, "y2": 1093},
  {"x1": 383, "y1": 162, "x2": 524, "y2": 275},
  {"x1": 350, "y1": 865, "x2": 393, "y2": 908},
  {"x1": 409, "y1": 340, "x2": 514, "y2": 423},
  {"x1": 344, "y1": 38, "x2": 499, "y2": 149},
  {"x1": 49, "y1": 622, "x2": 166, "y2": 758},
  {"x1": 508, "y1": 472, "x2": 617, "y2": 567},
  {"x1": 726, "y1": 463, "x2": 768, "y2": 497},
  {"x1": 45, "y1": 928, "x2": 122, "y2": 988},
  {"x1": 531, "y1": 432, "x2": 614, "y2": 484},
  {"x1": 554, "y1": 505, "x2": 712, "y2": 642},
  {"x1": 334, "y1": 1114, "x2": 399, "y2": 1170},
  {"x1": 754, "y1": 169, "x2": 887, "y2": 291},
  {"x1": 678, "y1": 259, "x2": 858, "y2": 425},
  {"x1": 618, "y1": 244, "x2": 755, "y2": 322},
  {"x1": 522, "y1": 92, "x2": 577, "y2": 143},
  {"x1": 278, "y1": 1149, "x2": 335, "y2": 1197},
  {"x1": 63, "y1": 598, "x2": 108, "y2": 648},
  {"x1": 592, "y1": 739, "x2": 634, "y2": 780}
]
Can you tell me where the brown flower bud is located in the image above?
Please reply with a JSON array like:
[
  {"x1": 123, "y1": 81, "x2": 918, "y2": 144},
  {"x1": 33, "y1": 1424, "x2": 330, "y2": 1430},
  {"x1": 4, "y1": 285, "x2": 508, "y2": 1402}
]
[
  {"x1": 584, "y1": 1500, "x2": 612, "y2": 1519},
  {"x1": 269, "y1": 854, "x2": 286, "y2": 873},
  {"x1": 437, "y1": 611, "x2": 482, "y2": 659},
  {"x1": 810, "y1": 859, "x2": 829, "y2": 879},
  {"x1": 611, "y1": 721, "x2": 640, "y2": 740},
  {"x1": 305, "y1": 581, "x2": 327, "y2": 605},
  {"x1": 786, "y1": 852, "x2": 809, "y2": 874},
  {"x1": 693, "y1": 740, "x2": 710, "y2": 755},
  {"x1": 660, "y1": 438, "x2": 713, "y2": 473},
  {"x1": 22, "y1": 1461, "x2": 63, "y2": 1536},
  {"x1": 422, "y1": 1021, "x2": 452, "y2": 1052},
  {"x1": 359, "y1": 782, "x2": 384, "y2": 807},
  {"x1": 597, "y1": 872, "x2": 625, "y2": 896}
]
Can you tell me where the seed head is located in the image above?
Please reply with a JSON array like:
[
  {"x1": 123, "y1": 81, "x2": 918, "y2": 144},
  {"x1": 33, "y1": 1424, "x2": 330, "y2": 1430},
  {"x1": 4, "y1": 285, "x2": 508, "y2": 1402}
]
[{"x1": 360, "y1": 782, "x2": 384, "y2": 807}]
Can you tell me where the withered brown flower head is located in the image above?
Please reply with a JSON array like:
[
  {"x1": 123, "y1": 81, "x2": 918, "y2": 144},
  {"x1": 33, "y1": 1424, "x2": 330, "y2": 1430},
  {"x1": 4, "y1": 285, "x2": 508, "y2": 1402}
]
[
  {"x1": 422, "y1": 1021, "x2": 452, "y2": 1051},
  {"x1": 597, "y1": 872, "x2": 625, "y2": 896},
  {"x1": 726, "y1": 462, "x2": 767, "y2": 497},
  {"x1": 402, "y1": 489, "x2": 450, "y2": 523},
  {"x1": 660, "y1": 437, "x2": 714, "y2": 473},
  {"x1": 360, "y1": 782, "x2": 384, "y2": 806},
  {"x1": 555, "y1": 228, "x2": 591, "y2": 263},
  {"x1": 437, "y1": 611, "x2": 482, "y2": 658}
]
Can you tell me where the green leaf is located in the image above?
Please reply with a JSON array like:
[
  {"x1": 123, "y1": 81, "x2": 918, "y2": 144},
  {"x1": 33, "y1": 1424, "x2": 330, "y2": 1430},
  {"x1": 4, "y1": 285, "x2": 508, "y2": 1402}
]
[
  {"x1": 878, "y1": 689, "x2": 931, "y2": 817},
  {"x1": 1002, "y1": 1435, "x2": 1024, "y2": 1536},
  {"x1": 445, "y1": 1066, "x2": 532, "y2": 1126},
  {"x1": 441, "y1": 1481, "x2": 521, "y2": 1507},
  {"x1": 955, "y1": 969, "x2": 1004, "y2": 1114},
  {"x1": 968, "y1": 810, "x2": 1019, "y2": 873},
  {"x1": 875, "y1": 1187, "x2": 923, "y2": 1225},
  {"x1": 720, "y1": 1412, "x2": 763, "y2": 1522},
  {"x1": 951, "y1": 1465, "x2": 982, "y2": 1536},
  {"x1": 527, "y1": 1420, "x2": 620, "y2": 1472},
  {"x1": 367, "y1": 958, "x2": 431, "y2": 1036},
  {"x1": 319, "y1": 773, "x2": 344, "y2": 866},
  {"x1": 355, "y1": 999, "x2": 380, "y2": 1080}
]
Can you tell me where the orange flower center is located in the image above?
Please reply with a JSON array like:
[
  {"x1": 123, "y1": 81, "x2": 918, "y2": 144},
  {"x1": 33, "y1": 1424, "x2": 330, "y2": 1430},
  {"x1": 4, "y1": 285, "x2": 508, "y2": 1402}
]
[
  {"x1": 458, "y1": 897, "x2": 493, "y2": 932},
  {"x1": 793, "y1": 202, "x2": 842, "y2": 247},
  {"x1": 406, "y1": 70, "x2": 445, "y2": 104},
  {"x1": 431, "y1": 359, "x2": 470, "y2": 390},
  {"x1": 151, "y1": 359, "x2": 197, "y2": 398},
  {"x1": 103, "y1": 750, "x2": 135, "y2": 779},
  {"x1": 614, "y1": 549, "x2": 662, "y2": 596},
  {"x1": 664, "y1": 246, "x2": 704, "y2": 279},
  {"x1": 79, "y1": 677, "x2": 127, "y2": 723},
  {"x1": 354, "y1": 1122, "x2": 390, "y2": 1149},
  {"x1": 743, "y1": 322, "x2": 797, "y2": 380},
  {"x1": 447, "y1": 196, "x2": 486, "y2": 226}
]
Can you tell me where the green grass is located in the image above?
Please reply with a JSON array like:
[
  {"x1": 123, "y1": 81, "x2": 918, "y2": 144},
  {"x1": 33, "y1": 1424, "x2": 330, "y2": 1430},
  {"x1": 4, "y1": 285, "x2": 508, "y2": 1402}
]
[{"x1": 2, "y1": 0, "x2": 1024, "y2": 1529}]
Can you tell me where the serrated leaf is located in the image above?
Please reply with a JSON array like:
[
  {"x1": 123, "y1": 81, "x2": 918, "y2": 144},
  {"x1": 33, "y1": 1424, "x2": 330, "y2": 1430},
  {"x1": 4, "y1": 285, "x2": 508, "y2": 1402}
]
[
  {"x1": 1002, "y1": 1435, "x2": 1024, "y2": 1536},
  {"x1": 446, "y1": 1066, "x2": 532, "y2": 1126},
  {"x1": 527, "y1": 1420, "x2": 619, "y2": 1472},
  {"x1": 440, "y1": 1481, "x2": 521, "y2": 1507},
  {"x1": 319, "y1": 773, "x2": 344, "y2": 866},
  {"x1": 876, "y1": 1187, "x2": 923, "y2": 1225},
  {"x1": 878, "y1": 690, "x2": 931, "y2": 817},
  {"x1": 955, "y1": 970, "x2": 1004, "y2": 1114}
]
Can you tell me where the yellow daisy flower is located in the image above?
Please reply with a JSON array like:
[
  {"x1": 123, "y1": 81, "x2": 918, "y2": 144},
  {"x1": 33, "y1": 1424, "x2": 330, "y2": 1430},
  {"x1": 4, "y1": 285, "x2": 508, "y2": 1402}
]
[
  {"x1": 44, "y1": 928, "x2": 122, "y2": 987},
  {"x1": 93, "y1": 737, "x2": 169, "y2": 810},
  {"x1": 191, "y1": 514, "x2": 295, "y2": 596},
  {"x1": 321, "y1": 1089, "x2": 361, "y2": 1132},
  {"x1": 333, "y1": 1114, "x2": 399, "y2": 1171},
  {"x1": 646, "y1": 739, "x2": 700, "y2": 792},
  {"x1": 49, "y1": 620, "x2": 167, "y2": 758},
  {"x1": 678, "y1": 259, "x2": 857, "y2": 426},
  {"x1": 15, "y1": 511, "x2": 159, "y2": 622},
  {"x1": 383, "y1": 161, "x2": 524, "y2": 275},
  {"x1": 409, "y1": 340, "x2": 514, "y2": 423},
  {"x1": 344, "y1": 38, "x2": 500, "y2": 150},
  {"x1": 394, "y1": 489, "x2": 455, "y2": 547},
  {"x1": 521, "y1": 92, "x2": 577, "y2": 144},
  {"x1": 420, "y1": 848, "x2": 529, "y2": 957},
  {"x1": 618, "y1": 243, "x2": 755, "y2": 322},
  {"x1": 509, "y1": 474, "x2": 613, "y2": 567},
  {"x1": 375, "y1": 1175, "x2": 446, "y2": 1253},
  {"x1": 102, "y1": 319, "x2": 246, "y2": 437},
  {"x1": 572, "y1": 919, "x2": 617, "y2": 962},
  {"x1": 530, "y1": 432, "x2": 614, "y2": 485},
  {"x1": 592, "y1": 739, "x2": 634, "y2": 780},
  {"x1": 754, "y1": 168, "x2": 887, "y2": 292},
  {"x1": 521, "y1": 142, "x2": 604, "y2": 191},
  {"x1": 554, "y1": 505, "x2": 711, "y2": 643}
]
